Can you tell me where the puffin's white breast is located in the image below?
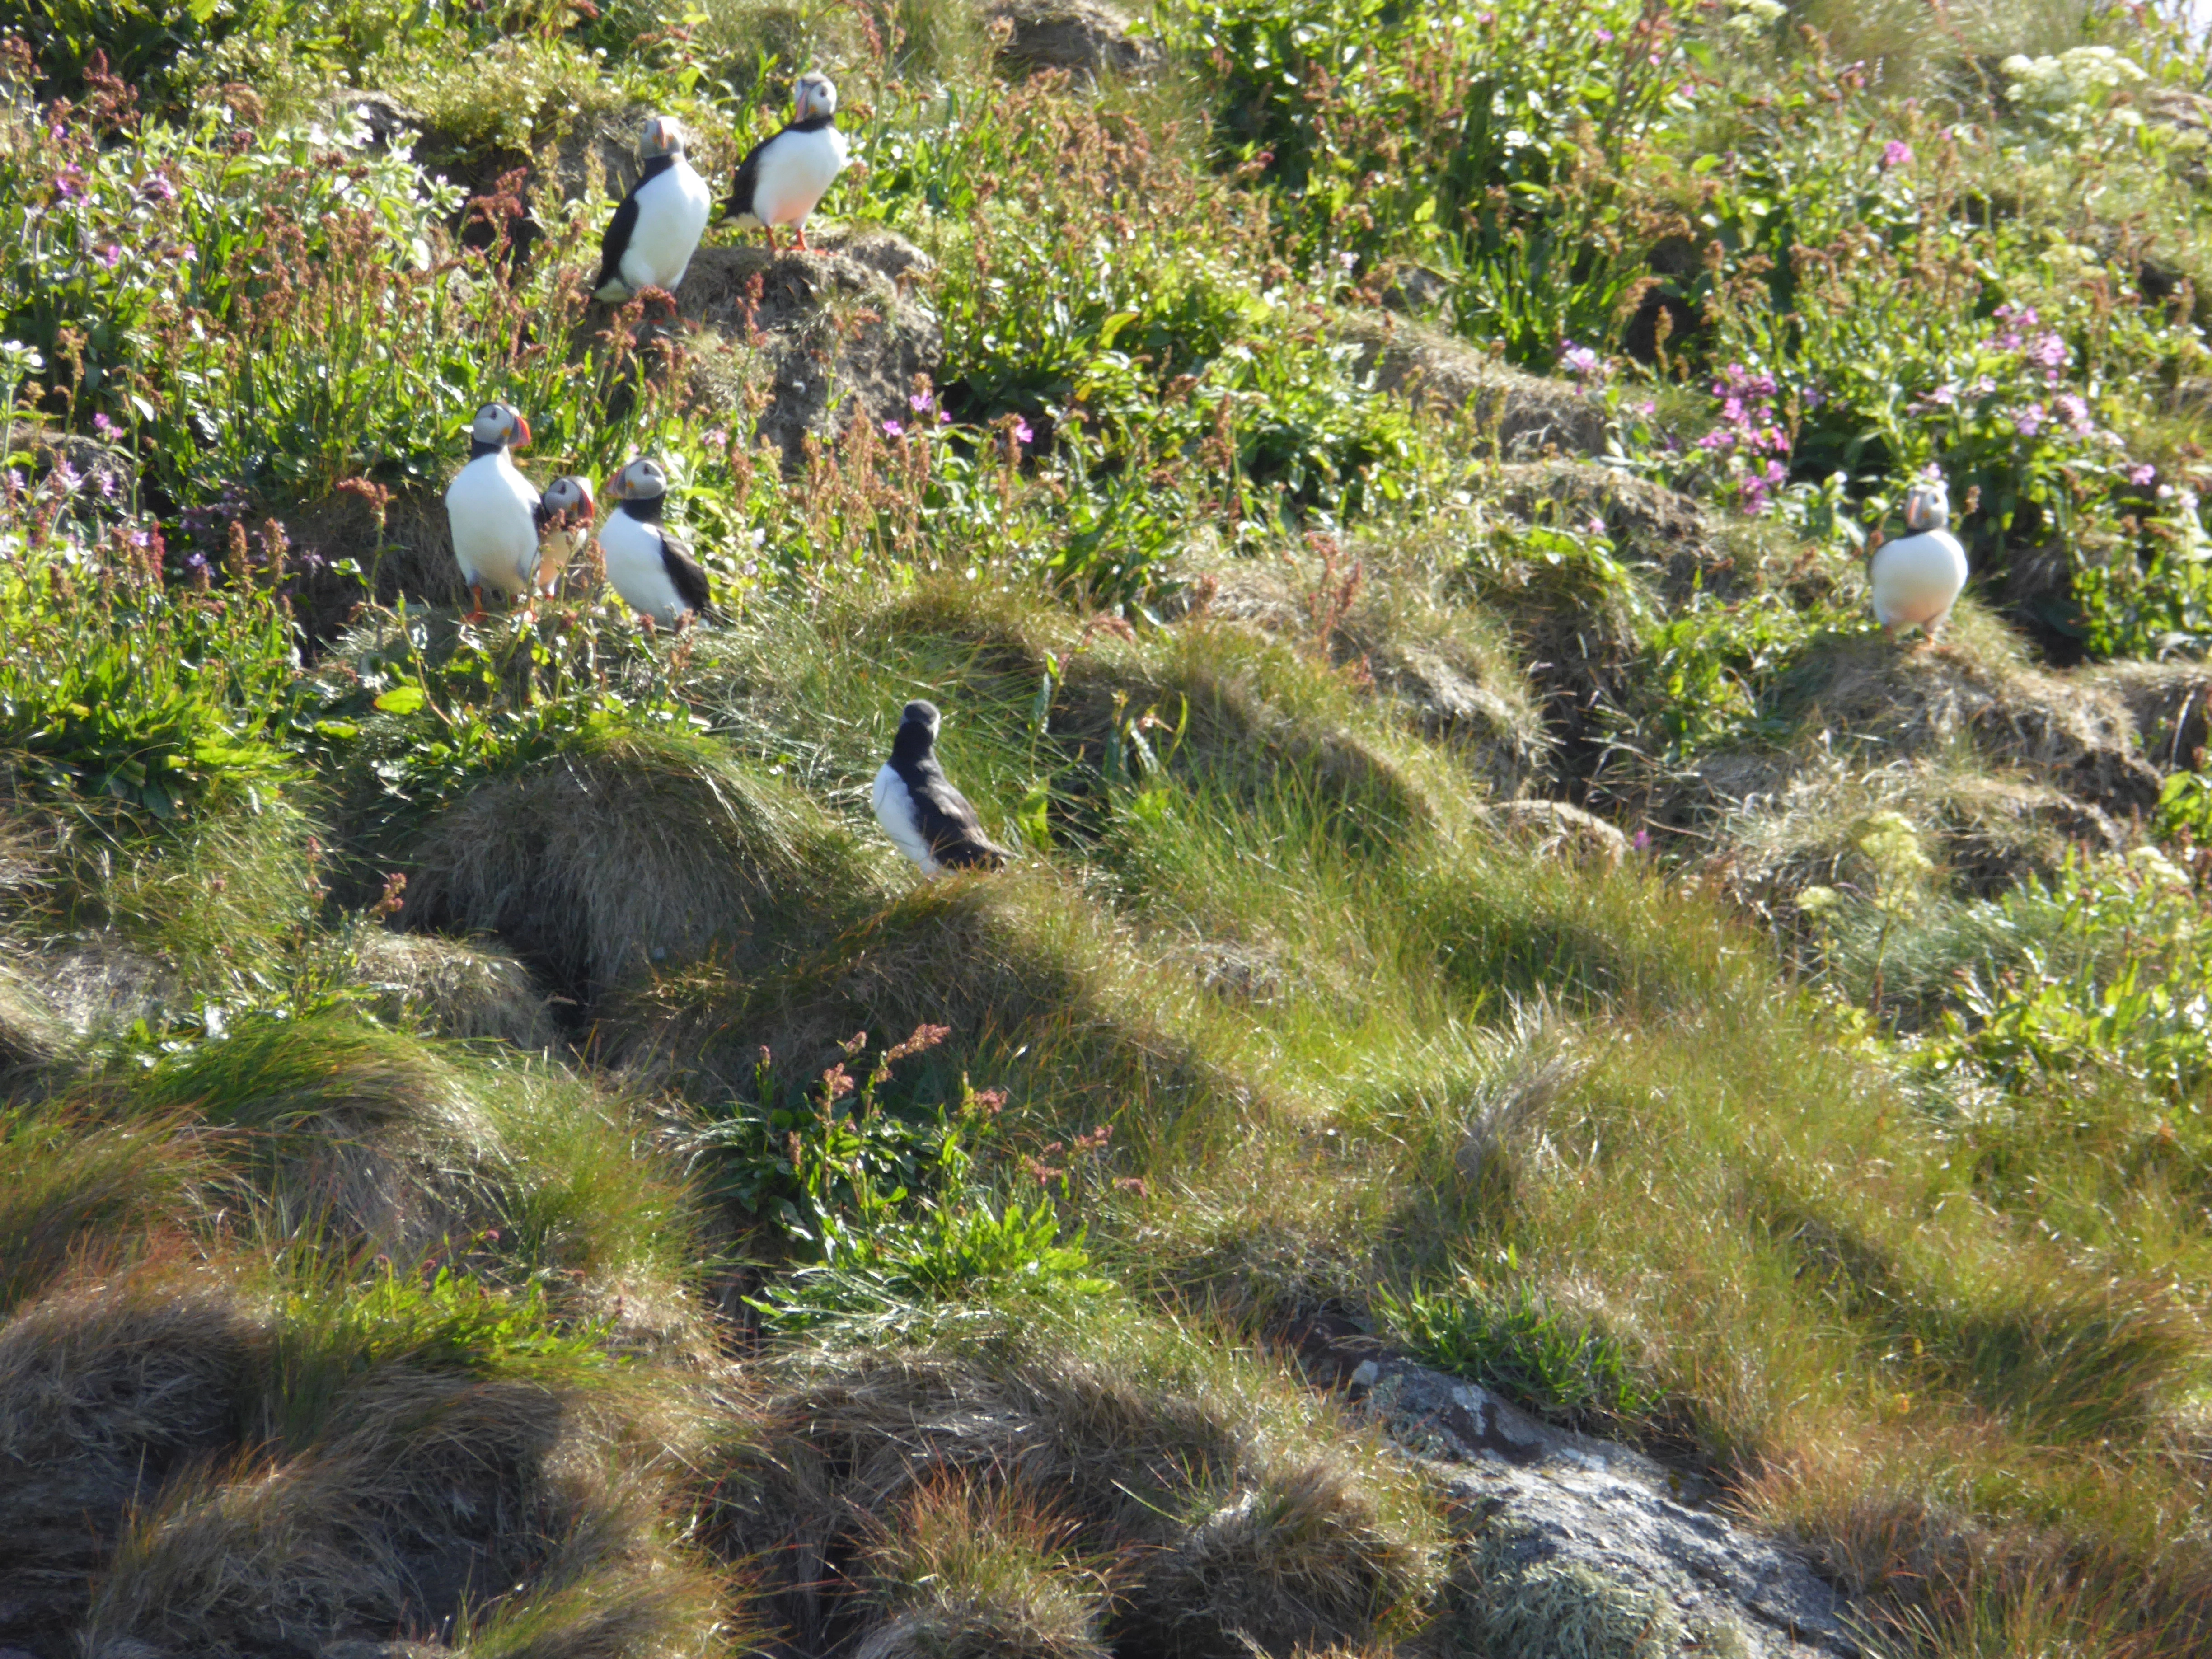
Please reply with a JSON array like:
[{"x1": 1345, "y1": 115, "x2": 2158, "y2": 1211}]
[
  {"x1": 445, "y1": 453, "x2": 541, "y2": 596},
  {"x1": 1870, "y1": 529, "x2": 1968, "y2": 629},
  {"x1": 619, "y1": 159, "x2": 713, "y2": 295},
  {"x1": 751, "y1": 127, "x2": 848, "y2": 228},
  {"x1": 600, "y1": 511, "x2": 690, "y2": 625},
  {"x1": 873, "y1": 762, "x2": 940, "y2": 874}
]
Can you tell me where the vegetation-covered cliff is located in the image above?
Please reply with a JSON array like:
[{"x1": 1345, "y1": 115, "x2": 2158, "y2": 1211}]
[{"x1": 4, "y1": 2, "x2": 2212, "y2": 1655}]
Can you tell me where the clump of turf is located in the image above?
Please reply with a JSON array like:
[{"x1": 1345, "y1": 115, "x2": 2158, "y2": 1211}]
[
  {"x1": 403, "y1": 726, "x2": 880, "y2": 999},
  {"x1": 707, "y1": 1314, "x2": 1446, "y2": 1659},
  {"x1": 0, "y1": 1260, "x2": 722, "y2": 1659},
  {"x1": 598, "y1": 866, "x2": 1251, "y2": 1148},
  {"x1": 123, "y1": 1012, "x2": 509, "y2": 1261},
  {"x1": 351, "y1": 929, "x2": 562, "y2": 1050}
]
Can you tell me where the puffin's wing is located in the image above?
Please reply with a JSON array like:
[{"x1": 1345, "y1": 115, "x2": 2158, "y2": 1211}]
[
  {"x1": 657, "y1": 529, "x2": 715, "y2": 617},
  {"x1": 723, "y1": 128, "x2": 778, "y2": 220},
  {"x1": 913, "y1": 764, "x2": 1009, "y2": 869},
  {"x1": 593, "y1": 187, "x2": 643, "y2": 293}
]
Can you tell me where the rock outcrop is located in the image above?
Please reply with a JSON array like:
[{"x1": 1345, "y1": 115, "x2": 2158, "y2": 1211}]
[
  {"x1": 984, "y1": 0, "x2": 1163, "y2": 80},
  {"x1": 1341, "y1": 315, "x2": 1612, "y2": 457},
  {"x1": 681, "y1": 229, "x2": 944, "y2": 469},
  {"x1": 1298, "y1": 1333, "x2": 1860, "y2": 1659}
]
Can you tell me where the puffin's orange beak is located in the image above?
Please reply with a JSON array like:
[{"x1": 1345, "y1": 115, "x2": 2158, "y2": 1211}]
[
  {"x1": 576, "y1": 486, "x2": 597, "y2": 519},
  {"x1": 602, "y1": 471, "x2": 625, "y2": 502},
  {"x1": 511, "y1": 415, "x2": 532, "y2": 451}
]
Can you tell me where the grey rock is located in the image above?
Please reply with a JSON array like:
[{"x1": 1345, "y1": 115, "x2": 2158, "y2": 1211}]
[
  {"x1": 1341, "y1": 1355, "x2": 1859, "y2": 1659},
  {"x1": 985, "y1": 0, "x2": 1163, "y2": 82},
  {"x1": 680, "y1": 229, "x2": 942, "y2": 470}
]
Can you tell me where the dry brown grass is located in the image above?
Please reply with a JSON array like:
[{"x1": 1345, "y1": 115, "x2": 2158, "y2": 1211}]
[
  {"x1": 120, "y1": 1012, "x2": 508, "y2": 1261},
  {"x1": 352, "y1": 928, "x2": 563, "y2": 1050},
  {"x1": 406, "y1": 727, "x2": 880, "y2": 1000},
  {"x1": 0, "y1": 1270, "x2": 262, "y2": 1653},
  {"x1": 1, "y1": 1258, "x2": 726, "y2": 1659},
  {"x1": 1769, "y1": 620, "x2": 2160, "y2": 823},
  {"x1": 595, "y1": 866, "x2": 1249, "y2": 1144},
  {"x1": 706, "y1": 1321, "x2": 1447, "y2": 1659},
  {"x1": 1181, "y1": 543, "x2": 1551, "y2": 800}
]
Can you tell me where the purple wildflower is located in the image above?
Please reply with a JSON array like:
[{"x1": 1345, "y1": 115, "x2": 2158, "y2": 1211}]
[
  {"x1": 2131, "y1": 464, "x2": 2158, "y2": 486},
  {"x1": 882, "y1": 419, "x2": 904, "y2": 438},
  {"x1": 1595, "y1": 27, "x2": 1614, "y2": 42},
  {"x1": 909, "y1": 392, "x2": 933, "y2": 413},
  {"x1": 1560, "y1": 340, "x2": 1605, "y2": 383},
  {"x1": 1881, "y1": 140, "x2": 1913, "y2": 169},
  {"x1": 97, "y1": 244, "x2": 121, "y2": 270},
  {"x1": 140, "y1": 176, "x2": 177, "y2": 204},
  {"x1": 2053, "y1": 392, "x2": 2091, "y2": 434},
  {"x1": 1633, "y1": 828, "x2": 1652, "y2": 853},
  {"x1": 1013, "y1": 418, "x2": 1034, "y2": 445},
  {"x1": 2012, "y1": 404, "x2": 2045, "y2": 437},
  {"x1": 92, "y1": 412, "x2": 118, "y2": 439},
  {"x1": 2029, "y1": 333, "x2": 2068, "y2": 370},
  {"x1": 53, "y1": 168, "x2": 82, "y2": 201}
]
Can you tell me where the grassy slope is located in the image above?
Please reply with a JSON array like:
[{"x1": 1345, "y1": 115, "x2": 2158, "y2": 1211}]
[{"x1": 5, "y1": 2, "x2": 2212, "y2": 1658}]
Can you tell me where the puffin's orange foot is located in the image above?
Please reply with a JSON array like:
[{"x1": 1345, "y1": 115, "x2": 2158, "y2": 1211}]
[{"x1": 794, "y1": 225, "x2": 811, "y2": 252}]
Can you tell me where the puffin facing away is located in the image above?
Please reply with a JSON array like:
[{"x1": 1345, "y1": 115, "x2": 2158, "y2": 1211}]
[
  {"x1": 874, "y1": 701, "x2": 1011, "y2": 876},
  {"x1": 1870, "y1": 475, "x2": 1969, "y2": 643},
  {"x1": 723, "y1": 72, "x2": 848, "y2": 253},
  {"x1": 444, "y1": 402, "x2": 541, "y2": 621},
  {"x1": 593, "y1": 115, "x2": 714, "y2": 302},
  {"x1": 600, "y1": 458, "x2": 713, "y2": 627},
  {"x1": 534, "y1": 474, "x2": 597, "y2": 595}
]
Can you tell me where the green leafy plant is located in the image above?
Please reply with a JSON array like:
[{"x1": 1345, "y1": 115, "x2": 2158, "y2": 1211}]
[{"x1": 1379, "y1": 1272, "x2": 1651, "y2": 1429}]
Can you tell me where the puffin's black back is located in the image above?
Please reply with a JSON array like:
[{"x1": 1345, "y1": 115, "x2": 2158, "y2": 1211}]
[{"x1": 886, "y1": 701, "x2": 1006, "y2": 870}]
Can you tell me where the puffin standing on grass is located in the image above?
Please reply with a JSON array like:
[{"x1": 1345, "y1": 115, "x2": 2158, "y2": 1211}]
[
  {"x1": 599, "y1": 458, "x2": 713, "y2": 628},
  {"x1": 874, "y1": 701, "x2": 1011, "y2": 876},
  {"x1": 722, "y1": 72, "x2": 848, "y2": 253},
  {"x1": 593, "y1": 115, "x2": 714, "y2": 303},
  {"x1": 1870, "y1": 473, "x2": 1969, "y2": 644},
  {"x1": 444, "y1": 401, "x2": 541, "y2": 622},
  {"x1": 533, "y1": 474, "x2": 597, "y2": 596}
]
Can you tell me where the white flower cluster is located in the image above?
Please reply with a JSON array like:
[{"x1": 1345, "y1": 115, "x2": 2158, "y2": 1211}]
[
  {"x1": 2000, "y1": 45, "x2": 2148, "y2": 111},
  {"x1": 1724, "y1": 0, "x2": 1786, "y2": 33}
]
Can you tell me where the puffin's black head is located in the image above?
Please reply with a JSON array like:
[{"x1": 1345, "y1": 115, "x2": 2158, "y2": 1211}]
[
  {"x1": 793, "y1": 72, "x2": 838, "y2": 122},
  {"x1": 469, "y1": 401, "x2": 531, "y2": 455},
  {"x1": 637, "y1": 114, "x2": 686, "y2": 161},
  {"x1": 542, "y1": 474, "x2": 597, "y2": 526},
  {"x1": 604, "y1": 457, "x2": 669, "y2": 513},
  {"x1": 892, "y1": 700, "x2": 942, "y2": 762}
]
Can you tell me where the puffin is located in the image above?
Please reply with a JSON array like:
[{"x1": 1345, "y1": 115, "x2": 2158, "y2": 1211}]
[
  {"x1": 1870, "y1": 474, "x2": 1969, "y2": 643},
  {"x1": 444, "y1": 401, "x2": 541, "y2": 621},
  {"x1": 873, "y1": 700, "x2": 1011, "y2": 876},
  {"x1": 533, "y1": 474, "x2": 597, "y2": 595},
  {"x1": 599, "y1": 458, "x2": 713, "y2": 627},
  {"x1": 722, "y1": 72, "x2": 848, "y2": 253},
  {"x1": 593, "y1": 115, "x2": 714, "y2": 302}
]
